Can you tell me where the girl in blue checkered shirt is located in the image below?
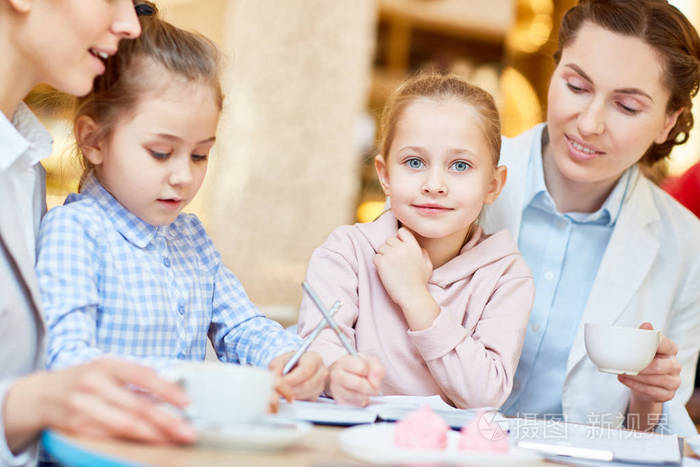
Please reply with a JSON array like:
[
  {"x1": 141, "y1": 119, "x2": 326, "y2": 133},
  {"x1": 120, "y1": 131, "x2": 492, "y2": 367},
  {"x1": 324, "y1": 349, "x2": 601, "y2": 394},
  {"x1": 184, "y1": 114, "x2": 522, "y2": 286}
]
[{"x1": 36, "y1": 2, "x2": 327, "y2": 403}]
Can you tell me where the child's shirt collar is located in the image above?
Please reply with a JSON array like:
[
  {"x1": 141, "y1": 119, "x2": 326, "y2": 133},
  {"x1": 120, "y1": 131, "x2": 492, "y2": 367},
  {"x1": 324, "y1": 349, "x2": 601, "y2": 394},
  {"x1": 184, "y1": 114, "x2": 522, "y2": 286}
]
[{"x1": 70, "y1": 172, "x2": 162, "y2": 248}]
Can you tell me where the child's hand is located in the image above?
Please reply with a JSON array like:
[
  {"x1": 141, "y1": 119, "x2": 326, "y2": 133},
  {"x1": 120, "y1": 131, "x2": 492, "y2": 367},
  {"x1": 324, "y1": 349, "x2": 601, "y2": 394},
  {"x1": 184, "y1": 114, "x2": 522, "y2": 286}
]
[
  {"x1": 374, "y1": 227, "x2": 432, "y2": 307},
  {"x1": 267, "y1": 377, "x2": 294, "y2": 414},
  {"x1": 269, "y1": 351, "x2": 328, "y2": 401},
  {"x1": 374, "y1": 228, "x2": 440, "y2": 330},
  {"x1": 327, "y1": 354, "x2": 385, "y2": 406}
]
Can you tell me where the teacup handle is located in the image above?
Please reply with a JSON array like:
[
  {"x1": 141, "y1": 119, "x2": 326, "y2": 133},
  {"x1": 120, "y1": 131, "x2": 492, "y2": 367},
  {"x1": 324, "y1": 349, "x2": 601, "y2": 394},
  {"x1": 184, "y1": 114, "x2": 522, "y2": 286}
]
[{"x1": 160, "y1": 367, "x2": 199, "y2": 421}]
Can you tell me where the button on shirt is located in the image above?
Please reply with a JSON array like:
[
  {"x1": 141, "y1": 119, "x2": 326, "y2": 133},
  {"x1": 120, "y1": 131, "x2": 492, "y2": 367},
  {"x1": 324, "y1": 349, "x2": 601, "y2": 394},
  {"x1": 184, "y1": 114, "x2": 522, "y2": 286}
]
[
  {"x1": 502, "y1": 128, "x2": 630, "y2": 417},
  {"x1": 0, "y1": 103, "x2": 52, "y2": 263},
  {"x1": 36, "y1": 173, "x2": 301, "y2": 370}
]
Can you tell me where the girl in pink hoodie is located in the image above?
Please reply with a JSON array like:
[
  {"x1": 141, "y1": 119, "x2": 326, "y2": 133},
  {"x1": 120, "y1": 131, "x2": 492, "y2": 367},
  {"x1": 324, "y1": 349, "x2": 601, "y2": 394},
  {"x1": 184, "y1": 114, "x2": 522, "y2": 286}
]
[{"x1": 298, "y1": 73, "x2": 534, "y2": 408}]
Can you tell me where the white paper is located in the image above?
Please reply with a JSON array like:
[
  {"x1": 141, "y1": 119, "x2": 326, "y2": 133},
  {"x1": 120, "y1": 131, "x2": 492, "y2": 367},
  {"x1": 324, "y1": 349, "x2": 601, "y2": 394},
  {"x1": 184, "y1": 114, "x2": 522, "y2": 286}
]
[
  {"x1": 277, "y1": 395, "x2": 490, "y2": 427},
  {"x1": 510, "y1": 418, "x2": 681, "y2": 464}
]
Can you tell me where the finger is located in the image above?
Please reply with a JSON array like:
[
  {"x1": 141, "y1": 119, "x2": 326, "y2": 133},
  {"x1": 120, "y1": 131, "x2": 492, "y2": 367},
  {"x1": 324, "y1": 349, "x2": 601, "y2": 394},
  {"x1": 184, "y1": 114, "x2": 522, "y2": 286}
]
[
  {"x1": 657, "y1": 335, "x2": 678, "y2": 356},
  {"x1": 268, "y1": 352, "x2": 290, "y2": 376},
  {"x1": 385, "y1": 236, "x2": 400, "y2": 247},
  {"x1": 307, "y1": 365, "x2": 329, "y2": 399},
  {"x1": 286, "y1": 362, "x2": 328, "y2": 400},
  {"x1": 330, "y1": 374, "x2": 371, "y2": 406},
  {"x1": 339, "y1": 356, "x2": 370, "y2": 378},
  {"x1": 78, "y1": 367, "x2": 195, "y2": 443},
  {"x1": 66, "y1": 392, "x2": 169, "y2": 443},
  {"x1": 376, "y1": 244, "x2": 390, "y2": 256},
  {"x1": 332, "y1": 386, "x2": 369, "y2": 407},
  {"x1": 65, "y1": 421, "x2": 113, "y2": 441},
  {"x1": 618, "y1": 376, "x2": 675, "y2": 403},
  {"x1": 283, "y1": 353, "x2": 318, "y2": 387},
  {"x1": 637, "y1": 356, "x2": 681, "y2": 376},
  {"x1": 275, "y1": 378, "x2": 294, "y2": 402},
  {"x1": 619, "y1": 373, "x2": 680, "y2": 392},
  {"x1": 338, "y1": 371, "x2": 377, "y2": 396},
  {"x1": 397, "y1": 228, "x2": 419, "y2": 248},
  {"x1": 267, "y1": 391, "x2": 280, "y2": 414},
  {"x1": 98, "y1": 358, "x2": 189, "y2": 407},
  {"x1": 364, "y1": 356, "x2": 386, "y2": 390}
]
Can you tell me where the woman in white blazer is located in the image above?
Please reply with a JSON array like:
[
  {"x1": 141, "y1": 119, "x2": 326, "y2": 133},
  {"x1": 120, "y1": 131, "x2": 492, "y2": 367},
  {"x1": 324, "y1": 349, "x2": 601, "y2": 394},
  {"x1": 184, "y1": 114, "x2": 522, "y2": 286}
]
[
  {"x1": 482, "y1": 0, "x2": 700, "y2": 435},
  {"x1": 0, "y1": 1, "x2": 195, "y2": 464}
]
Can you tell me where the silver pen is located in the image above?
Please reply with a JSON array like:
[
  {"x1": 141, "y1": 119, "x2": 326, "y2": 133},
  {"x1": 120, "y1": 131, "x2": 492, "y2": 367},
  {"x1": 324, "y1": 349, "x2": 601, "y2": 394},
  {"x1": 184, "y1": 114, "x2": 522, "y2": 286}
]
[
  {"x1": 302, "y1": 281, "x2": 359, "y2": 357},
  {"x1": 282, "y1": 300, "x2": 341, "y2": 375}
]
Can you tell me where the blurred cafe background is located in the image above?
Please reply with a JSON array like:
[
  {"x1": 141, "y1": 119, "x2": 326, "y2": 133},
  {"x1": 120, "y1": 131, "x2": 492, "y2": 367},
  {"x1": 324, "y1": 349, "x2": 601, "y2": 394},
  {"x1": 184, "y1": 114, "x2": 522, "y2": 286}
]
[{"x1": 26, "y1": 0, "x2": 700, "y2": 403}]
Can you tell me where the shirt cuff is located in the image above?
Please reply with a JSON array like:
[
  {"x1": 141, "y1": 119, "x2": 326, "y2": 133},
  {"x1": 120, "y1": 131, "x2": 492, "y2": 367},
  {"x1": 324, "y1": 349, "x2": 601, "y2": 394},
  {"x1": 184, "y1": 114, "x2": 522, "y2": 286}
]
[
  {"x1": 0, "y1": 378, "x2": 39, "y2": 466},
  {"x1": 407, "y1": 308, "x2": 469, "y2": 361},
  {"x1": 262, "y1": 334, "x2": 302, "y2": 368}
]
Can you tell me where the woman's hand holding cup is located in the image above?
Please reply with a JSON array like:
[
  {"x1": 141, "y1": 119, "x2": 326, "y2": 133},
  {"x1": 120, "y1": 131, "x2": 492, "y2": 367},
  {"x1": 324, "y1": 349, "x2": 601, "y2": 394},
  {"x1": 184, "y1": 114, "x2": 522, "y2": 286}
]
[
  {"x1": 618, "y1": 322, "x2": 681, "y2": 431},
  {"x1": 4, "y1": 357, "x2": 195, "y2": 451}
]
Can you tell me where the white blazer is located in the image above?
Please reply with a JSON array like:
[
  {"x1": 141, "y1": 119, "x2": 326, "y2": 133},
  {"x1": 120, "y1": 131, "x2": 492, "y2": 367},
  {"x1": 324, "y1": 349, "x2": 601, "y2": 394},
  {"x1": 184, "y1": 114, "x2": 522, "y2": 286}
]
[
  {"x1": 482, "y1": 124, "x2": 700, "y2": 435},
  {"x1": 0, "y1": 104, "x2": 48, "y2": 465}
]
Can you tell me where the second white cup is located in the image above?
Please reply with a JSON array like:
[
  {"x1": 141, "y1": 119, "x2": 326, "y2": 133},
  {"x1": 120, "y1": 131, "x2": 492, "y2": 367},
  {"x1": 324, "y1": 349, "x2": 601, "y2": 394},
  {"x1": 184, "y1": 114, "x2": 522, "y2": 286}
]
[{"x1": 163, "y1": 361, "x2": 274, "y2": 428}]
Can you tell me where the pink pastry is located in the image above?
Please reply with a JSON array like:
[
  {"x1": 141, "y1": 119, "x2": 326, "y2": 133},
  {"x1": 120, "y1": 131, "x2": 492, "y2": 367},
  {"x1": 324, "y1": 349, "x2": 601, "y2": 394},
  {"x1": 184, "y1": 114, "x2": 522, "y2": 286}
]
[
  {"x1": 458, "y1": 411, "x2": 509, "y2": 453},
  {"x1": 394, "y1": 406, "x2": 449, "y2": 450}
]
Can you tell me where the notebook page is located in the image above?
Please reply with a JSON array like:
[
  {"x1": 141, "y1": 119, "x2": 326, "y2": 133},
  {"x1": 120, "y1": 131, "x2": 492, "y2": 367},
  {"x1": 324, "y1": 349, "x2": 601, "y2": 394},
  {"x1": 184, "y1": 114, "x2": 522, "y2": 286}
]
[
  {"x1": 277, "y1": 397, "x2": 377, "y2": 425},
  {"x1": 511, "y1": 418, "x2": 681, "y2": 464},
  {"x1": 278, "y1": 395, "x2": 495, "y2": 427}
]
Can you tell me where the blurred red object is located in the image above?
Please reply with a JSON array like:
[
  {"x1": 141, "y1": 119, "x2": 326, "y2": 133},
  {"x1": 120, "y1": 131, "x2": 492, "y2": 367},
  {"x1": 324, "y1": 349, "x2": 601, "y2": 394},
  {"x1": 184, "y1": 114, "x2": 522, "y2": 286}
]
[{"x1": 663, "y1": 161, "x2": 700, "y2": 218}]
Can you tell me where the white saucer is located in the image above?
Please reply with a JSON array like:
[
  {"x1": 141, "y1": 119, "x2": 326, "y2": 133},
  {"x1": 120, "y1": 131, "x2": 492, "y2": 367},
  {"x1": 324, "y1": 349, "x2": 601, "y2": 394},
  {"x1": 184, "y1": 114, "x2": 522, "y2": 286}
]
[
  {"x1": 339, "y1": 423, "x2": 541, "y2": 466},
  {"x1": 194, "y1": 417, "x2": 312, "y2": 451}
]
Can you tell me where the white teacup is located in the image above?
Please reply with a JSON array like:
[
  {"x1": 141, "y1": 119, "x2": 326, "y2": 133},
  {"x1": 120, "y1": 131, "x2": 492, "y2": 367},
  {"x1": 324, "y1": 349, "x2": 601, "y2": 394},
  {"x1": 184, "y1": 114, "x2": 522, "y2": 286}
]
[
  {"x1": 162, "y1": 361, "x2": 274, "y2": 428},
  {"x1": 584, "y1": 323, "x2": 660, "y2": 375}
]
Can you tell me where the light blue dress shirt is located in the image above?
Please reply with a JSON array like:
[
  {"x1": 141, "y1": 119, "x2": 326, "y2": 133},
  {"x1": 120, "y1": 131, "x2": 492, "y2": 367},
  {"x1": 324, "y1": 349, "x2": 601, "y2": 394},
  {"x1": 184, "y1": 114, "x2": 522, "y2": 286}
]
[
  {"x1": 36, "y1": 173, "x2": 301, "y2": 371},
  {"x1": 502, "y1": 129, "x2": 631, "y2": 417}
]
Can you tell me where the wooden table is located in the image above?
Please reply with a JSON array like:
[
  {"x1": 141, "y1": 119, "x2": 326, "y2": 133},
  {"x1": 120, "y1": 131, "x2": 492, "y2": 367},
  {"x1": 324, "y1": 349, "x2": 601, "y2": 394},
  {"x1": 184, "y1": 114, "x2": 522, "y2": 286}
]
[
  {"x1": 43, "y1": 426, "x2": 358, "y2": 467},
  {"x1": 43, "y1": 425, "x2": 699, "y2": 467}
]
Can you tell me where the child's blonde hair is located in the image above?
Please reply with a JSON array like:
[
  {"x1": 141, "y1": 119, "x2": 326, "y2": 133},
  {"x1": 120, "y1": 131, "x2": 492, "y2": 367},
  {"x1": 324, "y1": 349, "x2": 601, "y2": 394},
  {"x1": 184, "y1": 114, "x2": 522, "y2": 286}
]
[
  {"x1": 379, "y1": 72, "x2": 501, "y2": 166},
  {"x1": 75, "y1": 1, "x2": 222, "y2": 189}
]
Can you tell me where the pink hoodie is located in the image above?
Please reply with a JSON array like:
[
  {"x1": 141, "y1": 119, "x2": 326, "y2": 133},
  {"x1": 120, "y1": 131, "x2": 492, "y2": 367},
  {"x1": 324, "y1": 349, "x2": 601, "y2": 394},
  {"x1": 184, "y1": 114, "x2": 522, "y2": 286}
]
[{"x1": 298, "y1": 211, "x2": 534, "y2": 408}]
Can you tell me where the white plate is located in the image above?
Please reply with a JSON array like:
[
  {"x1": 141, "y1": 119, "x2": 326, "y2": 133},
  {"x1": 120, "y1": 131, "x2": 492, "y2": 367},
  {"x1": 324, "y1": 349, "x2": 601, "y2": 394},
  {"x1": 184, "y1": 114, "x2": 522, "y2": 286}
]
[
  {"x1": 195, "y1": 417, "x2": 312, "y2": 451},
  {"x1": 339, "y1": 423, "x2": 542, "y2": 465},
  {"x1": 686, "y1": 434, "x2": 700, "y2": 455}
]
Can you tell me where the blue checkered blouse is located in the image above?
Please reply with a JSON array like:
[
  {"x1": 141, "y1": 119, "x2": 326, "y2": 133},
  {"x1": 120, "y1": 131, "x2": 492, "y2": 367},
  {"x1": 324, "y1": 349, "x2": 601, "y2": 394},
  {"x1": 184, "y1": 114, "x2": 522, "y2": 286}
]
[{"x1": 36, "y1": 173, "x2": 300, "y2": 370}]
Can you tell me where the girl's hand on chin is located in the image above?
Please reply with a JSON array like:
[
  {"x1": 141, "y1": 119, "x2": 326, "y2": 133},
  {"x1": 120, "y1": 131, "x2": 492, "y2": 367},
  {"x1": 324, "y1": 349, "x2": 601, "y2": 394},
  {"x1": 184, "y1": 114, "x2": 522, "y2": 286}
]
[{"x1": 373, "y1": 227, "x2": 432, "y2": 308}]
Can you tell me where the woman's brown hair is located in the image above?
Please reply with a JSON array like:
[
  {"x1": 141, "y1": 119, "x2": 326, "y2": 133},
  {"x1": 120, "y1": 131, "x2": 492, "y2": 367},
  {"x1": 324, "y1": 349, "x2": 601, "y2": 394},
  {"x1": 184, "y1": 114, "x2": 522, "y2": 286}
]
[
  {"x1": 379, "y1": 72, "x2": 501, "y2": 166},
  {"x1": 75, "y1": 1, "x2": 222, "y2": 189},
  {"x1": 555, "y1": 0, "x2": 700, "y2": 167}
]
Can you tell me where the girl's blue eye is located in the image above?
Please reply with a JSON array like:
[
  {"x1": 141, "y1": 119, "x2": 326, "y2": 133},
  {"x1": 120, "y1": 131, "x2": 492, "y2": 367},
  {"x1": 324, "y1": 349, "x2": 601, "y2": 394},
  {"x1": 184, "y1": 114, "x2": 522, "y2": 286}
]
[
  {"x1": 450, "y1": 160, "x2": 470, "y2": 172},
  {"x1": 406, "y1": 158, "x2": 424, "y2": 169},
  {"x1": 149, "y1": 150, "x2": 170, "y2": 160},
  {"x1": 192, "y1": 154, "x2": 208, "y2": 162}
]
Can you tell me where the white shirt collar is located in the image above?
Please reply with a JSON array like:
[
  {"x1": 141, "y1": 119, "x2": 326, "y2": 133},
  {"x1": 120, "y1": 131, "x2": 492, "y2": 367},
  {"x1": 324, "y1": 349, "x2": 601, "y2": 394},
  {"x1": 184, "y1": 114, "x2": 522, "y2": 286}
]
[{"x1": 0, "y1": 102, "x2": 53, "y2": 171}]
